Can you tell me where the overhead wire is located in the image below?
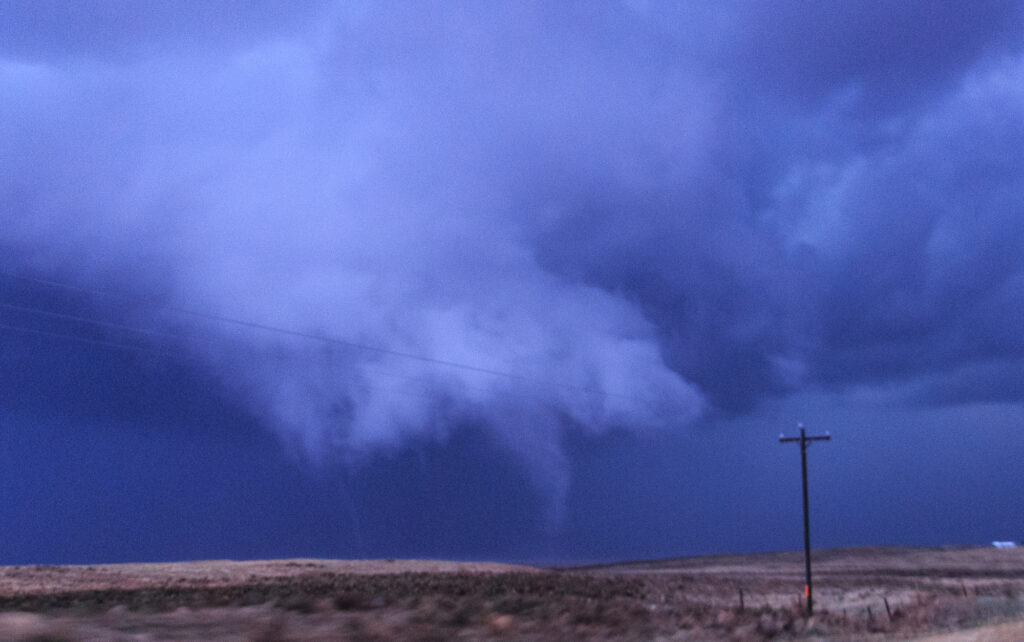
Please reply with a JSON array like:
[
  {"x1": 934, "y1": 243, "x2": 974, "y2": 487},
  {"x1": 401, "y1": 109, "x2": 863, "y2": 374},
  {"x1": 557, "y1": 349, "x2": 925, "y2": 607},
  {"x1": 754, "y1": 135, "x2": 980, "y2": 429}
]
[
  {"x1": 0, "y1": 316, "x2": 524, "y2": 417},
  {"x1": 0, "y1": 321, "x2": 184, "y2": 361},
  {"x1": 0, "y1": 309, "x2": 513, "y2": 410},
  {"x1": 0, "y1": 301, "x2": 179, "y2": 342},
  {"x1": 0, "y1": 294, "x2": 591, "y2": 402},
  {"x1": 0, "y1": 270, "x2": 673, "y2": 406},
  {"x1": 1, "y1": 271, "x2": 558, "y2": 382},
  {"x1": 0, "y1": 297, "x2": 496, "y2": 400},
  {"x1": 0, "y1": 310, "x2": 682, "y2": 424}
]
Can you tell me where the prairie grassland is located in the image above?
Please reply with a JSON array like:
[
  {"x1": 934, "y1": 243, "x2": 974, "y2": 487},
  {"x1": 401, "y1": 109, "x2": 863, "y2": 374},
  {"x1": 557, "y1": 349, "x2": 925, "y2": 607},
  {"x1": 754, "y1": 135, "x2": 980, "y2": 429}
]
[{"x1": 0, "y1": 547, "x2": 1022, "y2": 640}]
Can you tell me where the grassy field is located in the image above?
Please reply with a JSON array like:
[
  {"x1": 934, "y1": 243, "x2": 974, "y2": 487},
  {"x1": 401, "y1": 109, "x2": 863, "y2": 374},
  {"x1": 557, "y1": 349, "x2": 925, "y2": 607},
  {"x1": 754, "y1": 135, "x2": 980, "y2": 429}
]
[{"x1": 0, "y1": 547, "x2": 1022, "y2": 640}]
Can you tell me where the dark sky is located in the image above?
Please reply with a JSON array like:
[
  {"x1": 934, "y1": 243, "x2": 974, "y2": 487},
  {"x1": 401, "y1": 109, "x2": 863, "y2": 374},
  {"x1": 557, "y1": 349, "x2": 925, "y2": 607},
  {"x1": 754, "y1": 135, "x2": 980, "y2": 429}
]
[{"x1": 2, "y1": 1, "x2": 1024, "y2": 564}]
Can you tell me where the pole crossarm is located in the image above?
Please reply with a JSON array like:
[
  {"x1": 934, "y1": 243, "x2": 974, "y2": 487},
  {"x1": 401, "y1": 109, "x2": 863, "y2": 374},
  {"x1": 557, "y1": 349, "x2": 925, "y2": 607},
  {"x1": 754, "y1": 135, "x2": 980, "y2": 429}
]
[
  {"x1": 779, "y1": 435, "x2": 830, "y2": 443},
  {"x1": 779, "y1": 424, "x2": 830, "y2": 616}
]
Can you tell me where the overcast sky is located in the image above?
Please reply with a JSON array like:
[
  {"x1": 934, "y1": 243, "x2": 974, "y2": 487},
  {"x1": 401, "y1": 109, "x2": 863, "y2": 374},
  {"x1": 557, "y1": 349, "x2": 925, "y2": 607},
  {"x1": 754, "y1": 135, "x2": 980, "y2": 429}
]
[{"x1": 2, "y1": 1, "x2": 1024, "y2": 564}]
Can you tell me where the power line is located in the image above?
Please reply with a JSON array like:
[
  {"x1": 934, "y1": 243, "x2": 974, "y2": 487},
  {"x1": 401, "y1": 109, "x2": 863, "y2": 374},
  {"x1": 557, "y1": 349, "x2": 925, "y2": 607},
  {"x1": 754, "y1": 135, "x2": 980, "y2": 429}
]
[
  {"x1": 0, "y1": 301, "x2": 178, "y2": 341},
  {"x1": 0, "y1": 319, "x2": 517, "y2": 410},
  {"x1": 0, "y1": 304, "x2": 499, "y2": 396},
  {"x1": 0, "y1": 270, "x2": 676, "y2": 407},
  {"x1": 0, "y1": 271, "x2": 551, "y2": 382},
  {"x1": 0, "y1": 322, "x2": 181, "y2": 361},
  {"x1": 0, "y1": 299, "x2": 577, "y2": 403},
  {"x1": 0, "y1": 292, "x2": 627, "y2": 403},
  {"x1": 0, "y1": 308, "x2": 686, "y2": 423},
  {"x1": 0, "y1": 313, "x2": 686, "y2": 428}
]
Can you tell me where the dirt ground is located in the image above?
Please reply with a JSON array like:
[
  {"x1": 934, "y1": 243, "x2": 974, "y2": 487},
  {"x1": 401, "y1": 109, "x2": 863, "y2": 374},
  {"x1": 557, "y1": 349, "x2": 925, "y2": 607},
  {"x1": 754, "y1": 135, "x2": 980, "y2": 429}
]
[{"x1": 0, "y1": 546, "x2": 1022, "y2": 640}]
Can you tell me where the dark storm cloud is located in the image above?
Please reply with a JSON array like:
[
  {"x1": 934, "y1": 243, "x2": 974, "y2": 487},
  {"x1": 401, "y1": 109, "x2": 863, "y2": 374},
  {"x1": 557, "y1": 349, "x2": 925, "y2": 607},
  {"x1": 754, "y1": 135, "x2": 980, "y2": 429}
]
[
  {"x1": 2, "y1": 0, "x2": 1024, "y2": 518},
  {"x1": 732, "y1": 0, "x2": 1024, "y2": 107},
  {"x1": 907, "y1": 361, "x2": 1024, "y2": 407},
  {"x1": 788, "y1": 58, "x2": 1024, "y2": 396}
]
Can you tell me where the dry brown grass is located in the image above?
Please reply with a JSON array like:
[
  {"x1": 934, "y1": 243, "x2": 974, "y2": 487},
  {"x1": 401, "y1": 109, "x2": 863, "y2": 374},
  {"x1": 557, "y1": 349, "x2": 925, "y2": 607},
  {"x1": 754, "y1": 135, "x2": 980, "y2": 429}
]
[{"x1": 0, "y1": 547, "x2": 1022, "y2": 640}]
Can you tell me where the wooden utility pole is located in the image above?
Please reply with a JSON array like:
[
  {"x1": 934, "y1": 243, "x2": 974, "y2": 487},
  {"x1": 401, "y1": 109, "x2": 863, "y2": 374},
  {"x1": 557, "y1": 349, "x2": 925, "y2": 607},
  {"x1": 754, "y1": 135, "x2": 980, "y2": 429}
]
[{"x1": 779, "y1": 423, "x2": 830, "y2": 615}]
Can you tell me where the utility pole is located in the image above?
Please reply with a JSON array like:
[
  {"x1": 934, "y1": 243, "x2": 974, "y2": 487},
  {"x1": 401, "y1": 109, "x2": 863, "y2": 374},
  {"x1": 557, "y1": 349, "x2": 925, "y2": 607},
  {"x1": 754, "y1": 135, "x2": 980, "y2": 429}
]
[{"x1": 779, "y1": 423, "x2": 830, "y2": 615}]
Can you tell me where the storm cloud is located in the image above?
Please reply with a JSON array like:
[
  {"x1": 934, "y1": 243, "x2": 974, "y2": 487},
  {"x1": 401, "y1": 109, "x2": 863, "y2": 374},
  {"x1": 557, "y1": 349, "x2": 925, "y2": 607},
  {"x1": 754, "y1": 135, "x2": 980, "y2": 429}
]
[{"x1": 2, "y1": 1, "x2": 1024, "y2": 520}]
